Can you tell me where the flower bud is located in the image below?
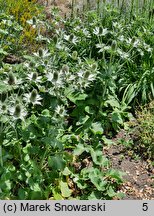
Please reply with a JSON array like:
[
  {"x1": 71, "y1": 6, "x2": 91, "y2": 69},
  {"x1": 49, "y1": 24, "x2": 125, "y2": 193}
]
[
  {"x1": 62, "y1": 65, "x2": 69, "y2": 73},
  {"x1": 92, "y1": 63, "x2": 97, "y2": 70},
  {"x1": 84, "y1": 71, "x2": 90, "y2": 79},
  {"x1": 30, "y1": 89, "x2": 37, "y2": 102},
  {"x1": 38, "y1": 48, "x2": 43, "y2": 57},
  {"x1": 53, "y1": 71, "x2": 58, "y2": 82},
  {"x1": 14, "y1": 104, "x2": 21, "y2": 118},
  {"x1": 1, "y1": 91, "x2": 7, "y2": 103},
  {"x1": 8, "y1": 72, "x2": 15, "y2": 85},
  {"x1": 32, "y1": 16, "x2": 37, "y2": 25},
  {"x1": 70, "y1": 34, "x2": 74, "y2": 41},
  {"x1": 111, "y1": 41, "x2": 117, "y2": 51},
  {"x1": 32, "y1": 72, "x2": 38, "y2": 81},
  {"x1": 72, "y1": 51, "x2": 78, "y2": 60},
  {"x1": 2, "y1": 104, "x2": 7, "y2": 111},
  {"x1": 29, "y1": 61, "x2": 35, "y2": 67},
  {"x1": 99, "y1": 26, "x2": 103, "y2": 35}
]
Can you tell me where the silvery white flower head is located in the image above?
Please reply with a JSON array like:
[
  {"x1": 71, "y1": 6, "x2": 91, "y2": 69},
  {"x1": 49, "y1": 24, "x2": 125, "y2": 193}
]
[
  {"x1": 112, "y1": 22, "x2": 122, "y2": 30},
  {"x1": 9, "y1": 104, "x2": 27, "y2": 120},
  {"x1": 96, "y1": 43, "x2": 110, "y2": 53},
  {"x1": 93, "y1": 27, "x2": 109, "y2": 36},
  {"x1": 55, "y1": 105, "x2": 67, "y2": 118},
  {"x1": 64, "y1": 34, "x2": 78, "y2": 44},
  {"x1": 117, "y1": 48, "x2": 130, "y2": 60},
  {"x1": 4, "y1": 72, "x2": 22, "y2": 86},
  {"x1": 33, "y1": 49, "x2": 51, "y2": 59},
  {"x1": 24, "y1": 89, "x2": 42, "y2": 106},
  {"x1": 46, "y1": 70, "x2": 63, "y2": 86},
  {"x1": 27, "y1": 72, "x2": 42, "y2": 83}
]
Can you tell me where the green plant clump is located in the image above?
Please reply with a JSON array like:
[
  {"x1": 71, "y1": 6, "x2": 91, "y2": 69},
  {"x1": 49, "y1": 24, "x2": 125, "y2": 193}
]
[{"x1": 0, "y1": 0, "x2": 153, "y2": 200}]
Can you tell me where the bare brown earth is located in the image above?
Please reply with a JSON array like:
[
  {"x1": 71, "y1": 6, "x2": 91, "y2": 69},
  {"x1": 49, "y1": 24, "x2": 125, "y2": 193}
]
[{"x1": 37, "y1": 0, "x2": 154, "y2": 200}]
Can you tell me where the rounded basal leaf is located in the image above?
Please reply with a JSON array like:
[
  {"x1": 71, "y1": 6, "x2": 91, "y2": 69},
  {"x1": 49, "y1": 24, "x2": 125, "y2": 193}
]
[
  {"x1": 60, "y1": 180, "x2": 72, "y2": 198},
  {"x1": 91, "y1": 122, "x2": 104, "y2": 135}
]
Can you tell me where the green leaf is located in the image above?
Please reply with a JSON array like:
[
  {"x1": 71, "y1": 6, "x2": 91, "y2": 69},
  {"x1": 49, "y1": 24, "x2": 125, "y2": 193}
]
[
  {"x1": 88, "y1": 168, "x2": 107, "y2": 191},
  {"x1": 111, "y1": 111, "x2": 123, "y2": 124},
  {"x1": 73, "y1": 144, "x2": 86, "y2": 156},
  {"x1": 107, "y1": 186, "x2": 116, "y2": 197},
  {"x1": 85, "y1": 106, "x2": 94, "y2": 114},
  {"x1": 48, "y1": 155, "x2": 66, "y2": 171},
  {"x1": 90, "y1": 122, "x2": 104, "y2": 135},
  {"x1": 62, "y1": 167, "x2": 71, "y2": 176},
  {"x1": 90, "y1": 149, "x2": 109, "y2": 166},
  {"x1": 60, "y1": 180, "x2": 72, "y2": 198},
  {"x1": 66, "y1": 91, "x2": 87, "y2": 104},
  {"x1": 18, "y1": 188, "x2": 27, "y2": 199},
  {"x1": 76, "y1": 115, "x2": 90, "y2": 126}
]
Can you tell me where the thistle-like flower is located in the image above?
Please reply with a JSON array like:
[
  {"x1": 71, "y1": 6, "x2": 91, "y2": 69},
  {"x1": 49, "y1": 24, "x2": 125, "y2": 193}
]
[
  {"x1": 9, "y1": 104, "x2": 27, "y2": 120},
  {"x1": 55, "y1": 105, "x2": 67, "y2": 118},
  {"x1": 24, "y1": 89, "x2": 42, "y2": 106},
  {"x1": 27, "y1": 72, "x2": 42, "y2": 83},
  {"x1": 93, "y1": 27, "x2": 109, "y2": 36}
]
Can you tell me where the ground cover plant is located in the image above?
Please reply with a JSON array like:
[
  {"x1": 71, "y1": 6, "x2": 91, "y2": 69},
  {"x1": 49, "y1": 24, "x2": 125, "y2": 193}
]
[{"x1": 0, "y1": 0, "x2": 153, "y2": 199}]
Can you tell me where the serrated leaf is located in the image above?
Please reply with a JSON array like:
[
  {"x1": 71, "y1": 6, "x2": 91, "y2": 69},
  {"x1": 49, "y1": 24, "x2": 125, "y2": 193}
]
[{"x1": 60, "y1": 181, "x2": 72, "y2": 198}]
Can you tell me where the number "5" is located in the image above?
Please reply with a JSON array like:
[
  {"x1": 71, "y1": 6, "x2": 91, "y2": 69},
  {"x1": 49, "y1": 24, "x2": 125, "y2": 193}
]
[{"x1": 142, "y1": 203, "x2": 148, "y2": 211}]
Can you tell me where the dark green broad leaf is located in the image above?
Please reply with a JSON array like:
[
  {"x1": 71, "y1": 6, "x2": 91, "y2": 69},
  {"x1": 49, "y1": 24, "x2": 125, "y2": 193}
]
[
  {"x1": 90, "y1": 122, "x2": 104, "y2": 135},
  {"x1": 111, "y1": 111, "x2": 123, "y2": 124},
  {"x1": 65, "y1": 89, "x2": 88, "y2": 104},
  {"x1": 48, "y1": 155, "x2": 66, "y2": 171},
  {"x1": 18, "y1": 188, "x2": 27, "y2": 200}
]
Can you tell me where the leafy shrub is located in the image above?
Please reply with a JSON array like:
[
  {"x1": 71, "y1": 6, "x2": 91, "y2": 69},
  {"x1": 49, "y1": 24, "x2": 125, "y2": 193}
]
[
  {"x1": 0, "y1": 0, "x2": 42, "y2": 47},
  {"x1": 135, "y1": 101, "x2": 154, "y2": 160}
]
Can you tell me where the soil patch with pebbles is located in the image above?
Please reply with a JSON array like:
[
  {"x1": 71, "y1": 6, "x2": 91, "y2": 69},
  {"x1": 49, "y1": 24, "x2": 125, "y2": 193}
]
[{"x1": 104, "y1": 145, "x2": 154, "y2": 199}]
